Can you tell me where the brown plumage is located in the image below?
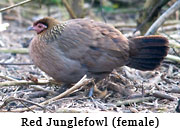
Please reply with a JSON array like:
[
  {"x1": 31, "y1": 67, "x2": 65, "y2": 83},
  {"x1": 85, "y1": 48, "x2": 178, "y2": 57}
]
[{"x1": 29, "y1": 17, "x2": 169, "y2": 84}]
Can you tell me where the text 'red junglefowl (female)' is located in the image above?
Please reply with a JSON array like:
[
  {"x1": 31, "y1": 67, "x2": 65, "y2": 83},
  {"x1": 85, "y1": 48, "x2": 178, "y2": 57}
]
[{"x1": 28, "y1": 17, "x2": 169, "y2": 84}]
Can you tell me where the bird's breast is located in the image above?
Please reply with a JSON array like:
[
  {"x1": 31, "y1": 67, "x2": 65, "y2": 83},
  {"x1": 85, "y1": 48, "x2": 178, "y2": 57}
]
[{"x1": 29, "y1": 37, "x2": 87, "y2": 83}]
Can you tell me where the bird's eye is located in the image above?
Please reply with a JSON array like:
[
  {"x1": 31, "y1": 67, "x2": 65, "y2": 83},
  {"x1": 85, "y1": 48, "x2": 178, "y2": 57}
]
[
  {"x1": 36, "y1": 23, "x2": 47, "y2": 31},
  {"x1": 38, "y1": 25, "x2": 42, "y2": 28}
]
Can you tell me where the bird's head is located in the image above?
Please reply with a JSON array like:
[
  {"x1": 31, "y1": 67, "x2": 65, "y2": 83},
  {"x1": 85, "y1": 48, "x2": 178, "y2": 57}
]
[{"x1": 28, "y1": 17, "x2": 60, "y2": 34}]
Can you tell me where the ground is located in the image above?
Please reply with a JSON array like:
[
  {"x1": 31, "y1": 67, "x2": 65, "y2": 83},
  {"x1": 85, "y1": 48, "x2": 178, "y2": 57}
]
[{"x1": 0, "y1": 3, "x2": 180, "y2": 113}]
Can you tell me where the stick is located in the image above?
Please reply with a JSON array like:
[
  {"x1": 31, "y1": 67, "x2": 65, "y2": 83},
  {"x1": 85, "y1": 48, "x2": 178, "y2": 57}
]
[
  {"x1": 0, "y1": 0, "x2": 33, "y2": 12},
  {"x1": 0, "y1": 73, "x2": 57, "y2": 95},
  {"x1": 152, "y1": 91, "x2": 177, "y2": 101},
  {"x1": 166, "y1": 87, "x2": 180, "y2": 94},
  {"x1": 30, "y1": 85, "x2": 56, "y2": 95},
  {"x1": 116, "y1": 96, "x2": 156, "y2": 106},
  {"x1": 55, "y1": 108, "x2": 89, "y2": 113},
  {"x1": 145, "y1": 0, "x2": 180, "y2": 36},
  {"x1": 0, "y1": 79, "x2": 52, "y2": 87}
]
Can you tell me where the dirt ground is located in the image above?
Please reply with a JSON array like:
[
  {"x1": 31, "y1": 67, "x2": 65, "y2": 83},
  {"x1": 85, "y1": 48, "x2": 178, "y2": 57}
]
[{"x1": 0, "y1": 4, "x2": 180, "y2": 113}]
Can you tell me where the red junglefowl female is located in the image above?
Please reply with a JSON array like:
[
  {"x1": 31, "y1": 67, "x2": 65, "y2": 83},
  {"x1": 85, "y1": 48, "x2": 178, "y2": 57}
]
[{"x1": 28, "y1": 17, "x2": 169, "y2": 84}]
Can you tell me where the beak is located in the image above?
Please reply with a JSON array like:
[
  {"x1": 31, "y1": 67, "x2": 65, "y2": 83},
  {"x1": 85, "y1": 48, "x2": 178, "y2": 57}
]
[{"x1": 27, "y1": 26, "x2": 34, "y2": 31}]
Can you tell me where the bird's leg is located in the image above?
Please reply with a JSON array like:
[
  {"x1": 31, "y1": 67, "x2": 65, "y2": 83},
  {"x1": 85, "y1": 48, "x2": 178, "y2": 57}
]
[
  {"x1": 88, "y1": 87, "x2": 94, "y2": 97},
  {"x1": 88, "y1": 80, "x2": 96, "y2": 97},
  {"x1": 88, "y1": 82, "x2": 108, "y2": 98}
]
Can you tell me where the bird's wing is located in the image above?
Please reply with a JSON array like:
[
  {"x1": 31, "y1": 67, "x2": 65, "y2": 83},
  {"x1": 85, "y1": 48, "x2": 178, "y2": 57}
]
[{"x1": 52, "y1": 19, "x2": 130, "y2": 73}]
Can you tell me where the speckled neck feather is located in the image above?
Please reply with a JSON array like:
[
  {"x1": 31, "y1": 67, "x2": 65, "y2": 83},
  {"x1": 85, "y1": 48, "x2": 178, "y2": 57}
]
[
  {"x1": 34, "y1": 17, "x2": 67, "y2": 42},
  {"x1": 40, "y1": 23, "x2": 67, "y2": 42}
]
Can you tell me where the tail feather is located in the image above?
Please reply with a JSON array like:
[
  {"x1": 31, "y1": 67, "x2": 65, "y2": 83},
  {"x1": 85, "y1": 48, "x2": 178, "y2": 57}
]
[{"x1": 127, "y1": 35, "x2": 169, "y2": 71}]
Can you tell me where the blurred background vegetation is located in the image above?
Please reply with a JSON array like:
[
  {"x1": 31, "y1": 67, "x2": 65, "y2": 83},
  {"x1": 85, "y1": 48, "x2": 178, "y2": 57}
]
[{"x1": 0, "y1": 0, "x2": 179, "y2": 35}]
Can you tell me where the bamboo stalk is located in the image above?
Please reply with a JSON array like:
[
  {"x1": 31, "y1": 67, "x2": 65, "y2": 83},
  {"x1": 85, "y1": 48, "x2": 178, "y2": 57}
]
[
  {"x1": 0, "y1": 48, "x2": 29, "y2": 54},
  {"x1": 165, "y1": 54, "x2": 180, "y2": 63}
]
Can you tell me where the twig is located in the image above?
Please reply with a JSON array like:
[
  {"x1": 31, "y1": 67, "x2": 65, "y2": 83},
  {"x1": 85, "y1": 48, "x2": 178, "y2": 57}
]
[
  {"x1": 0, "y1": 48, "x2": 29, "y2": 54},
  {"x1": 145, "y1": 0, "x2": 180, "y2": 36},
  {"x1": 61, "y1": 0, "x2": 77, "y2": 19},
  {"x1": 7, "y1": 75, "x2": 93, "y2": 112},
  {"x1": 116, "y1": 96, "x2": 156, "y2": 106},
  {"x1": 0, "y1": 97, "x2": 53, "y2": 112},
  {"x1": 0, "y1": 0, "x2": 33, "y2": 12},
  {"x1": 18, "y1": 99, "x2": 35, "y2": 113},
  {"x1": 0, "y1": 79, "x2": 52, "y2": 87},
  {"x1": 0, "y1": 73, "x2": 57, "y2": 95},
  {"x1": 31, "y1": 85, "x2": 57, "y2": 95},
  {"x1": 56, "y1": 108, "x2": 91, "y2": 113},
  {"x1": 166, "y1": 86, "x2": 180, "y2": 94},
  {"x1": 152, "y1": 91, "x2": 177, "y2": 101}
]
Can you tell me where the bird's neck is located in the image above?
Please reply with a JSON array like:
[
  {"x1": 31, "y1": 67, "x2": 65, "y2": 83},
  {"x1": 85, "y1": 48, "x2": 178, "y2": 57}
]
[{"x1": 39, "y1": 22, "x2": 67, "y2": 42}]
